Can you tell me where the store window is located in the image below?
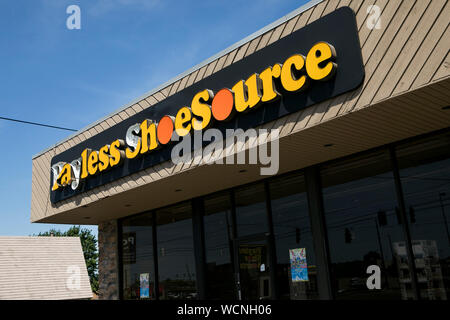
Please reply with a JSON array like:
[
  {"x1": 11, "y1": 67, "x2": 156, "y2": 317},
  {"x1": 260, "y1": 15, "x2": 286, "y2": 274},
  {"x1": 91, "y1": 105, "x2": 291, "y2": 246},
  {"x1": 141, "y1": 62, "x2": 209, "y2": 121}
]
[
  {"x1": 396, "y1": 132, "x2": 450, "y2": 300},
  {"x1": 234, "y1": 182, "x2": 271, "y2": 299},
  {"x1": 234, "y1": 182, "x2": 268, "y2": 237},
  {"x1": 203, "y1": 192, "x2": 235, "y2": 299},
  {"x1": 121, "y1": 212, "x2": 155, "y2": 300},
  {"x1": 321, "y1": 151, "x2": 409, "y2": 299},
  {"x1": 156, "y1": 202, "x2": 197, "y2": 299},
  {"x1": 269, "y1": 172, "x2": 319, "y2": 300}
]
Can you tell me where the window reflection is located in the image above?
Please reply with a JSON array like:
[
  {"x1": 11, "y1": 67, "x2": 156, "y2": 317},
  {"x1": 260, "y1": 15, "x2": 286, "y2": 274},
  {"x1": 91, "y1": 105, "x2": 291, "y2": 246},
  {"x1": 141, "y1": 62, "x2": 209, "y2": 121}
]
[
  {"x1": 234, "y1": 182, "x2": 272, "y2": 299},
  {"x1": 121, "y1": 212, "x2": 155, "y2": 300},
  {"x1": 396, "y1": 133, "x2": 450, "y2": 300},
  {"x1": 156, "y1": 202, "x2": 197, "y2": 300},
  {"x1": 203, "y1": 192, "x2": 236, "y2": 299},
  {"x1": 235, "y1": 183, "x2": 268, "y2": 236},
  {"x1": 321, "y1": 151, "x2": 408, "y2": 299},
  {"x1": 270, "y1": 173, "x2": 319, "y2": 300}
]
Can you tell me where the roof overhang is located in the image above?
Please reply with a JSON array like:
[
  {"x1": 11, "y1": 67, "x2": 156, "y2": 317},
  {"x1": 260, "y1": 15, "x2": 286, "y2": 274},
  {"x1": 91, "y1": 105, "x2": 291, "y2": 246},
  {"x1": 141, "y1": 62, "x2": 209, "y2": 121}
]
[{"x1": 36, "y1": 78, "x2": 450, "y2": 224}]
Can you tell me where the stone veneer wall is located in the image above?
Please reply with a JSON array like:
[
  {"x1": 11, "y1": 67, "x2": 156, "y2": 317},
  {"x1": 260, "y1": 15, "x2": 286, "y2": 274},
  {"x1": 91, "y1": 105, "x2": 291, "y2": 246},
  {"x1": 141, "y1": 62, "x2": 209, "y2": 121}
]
[{"x1": 98, "y1": 219, "x2": 120, "y2": 300}]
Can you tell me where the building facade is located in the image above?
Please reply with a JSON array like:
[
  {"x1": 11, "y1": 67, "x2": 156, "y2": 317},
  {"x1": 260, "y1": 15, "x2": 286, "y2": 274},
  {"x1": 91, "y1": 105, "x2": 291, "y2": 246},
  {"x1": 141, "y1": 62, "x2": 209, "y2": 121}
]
[{"x1": 31, "y1": 0, "x2": 450, "y2": 300}]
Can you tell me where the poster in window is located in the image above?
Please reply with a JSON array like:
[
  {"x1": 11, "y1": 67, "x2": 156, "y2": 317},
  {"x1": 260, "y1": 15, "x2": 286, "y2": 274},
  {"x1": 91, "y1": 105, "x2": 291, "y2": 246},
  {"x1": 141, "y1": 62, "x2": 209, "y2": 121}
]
[
  {"x1": 140, "y1": 273, "x2": 150, "y2": 298},
  {"x1": 289, "y1": 248, "x2": 308, "y2": 282}
]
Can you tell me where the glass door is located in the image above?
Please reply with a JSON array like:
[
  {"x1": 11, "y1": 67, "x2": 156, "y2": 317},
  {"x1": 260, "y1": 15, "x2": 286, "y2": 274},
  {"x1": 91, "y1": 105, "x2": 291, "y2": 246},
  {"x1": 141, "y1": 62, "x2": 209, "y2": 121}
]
[{"x1": 233, "y1": 234, "x2": 273, "y2": 300}]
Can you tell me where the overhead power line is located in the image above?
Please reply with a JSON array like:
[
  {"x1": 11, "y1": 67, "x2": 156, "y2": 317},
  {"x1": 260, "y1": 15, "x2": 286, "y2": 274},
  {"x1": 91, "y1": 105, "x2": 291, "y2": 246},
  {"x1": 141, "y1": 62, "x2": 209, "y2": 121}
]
[{"x1": 0, "y1": 116, "x2": 77, "y2": 132}]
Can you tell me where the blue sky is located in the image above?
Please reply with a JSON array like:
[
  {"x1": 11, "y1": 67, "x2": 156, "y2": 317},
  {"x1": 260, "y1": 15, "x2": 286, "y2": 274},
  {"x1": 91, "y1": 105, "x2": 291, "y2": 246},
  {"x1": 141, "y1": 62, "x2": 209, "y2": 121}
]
[{"x1": 0, "y1": 0, "x2": 308, "y2": 237}]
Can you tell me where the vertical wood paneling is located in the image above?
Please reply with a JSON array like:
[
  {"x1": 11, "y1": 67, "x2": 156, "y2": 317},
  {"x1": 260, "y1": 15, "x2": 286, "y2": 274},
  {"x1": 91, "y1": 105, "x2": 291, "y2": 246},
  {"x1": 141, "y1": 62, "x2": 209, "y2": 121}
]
[
  {"x1": 31, "y1": 170, "x2": 47, "y2": 219},
  {"x1": 432, "y1": 51, "x2": 450, "y2": 81},
  {"x1": 357, "y1": 0, "x2": 386, "y2": 49},
  {"x1": 332, "y1": 0, "x2": 399, "y2": 118},
  {"x1": 153, "y1": 91, "x2": 166, "y2": 102},
  {"x1": 123, "y1": 107, "x2": 136, "y2": 118},
  {"x1": 306, "y1": 1, "x2": 327, "y2": 24},
  {"x1": 290, "y1": 0, "x2": 370, "y2": 132},
  {"x1": 194, "y1": 65, "x2": 208, "y2": 83},
  {"x1": 393, "y1": 1, "x2": 449, "y2": 94},
  {"x1": 138, "y1": 99, "x2": 150, "y2": 109},
  {"x1": 176, "y1": 75, "x2": 190, "y2": 93},
  {"x1": 292, "y1": 6, "x2": 314, "y2": 32},
  {"x1": 159, "y1": 84, "x2": 171, "y2": 98},
  {"x1": 256, "y1": 30, "x2": 274, "y2": 50},
  {"x1": 280, "y1": 15, "x2": 301, "y2": 38},
  {"x1": 131, "y1": 102, "x2": 144, "y2": 114},
  {"x1": 355, "y1": 0, "x2": 432, "y2": 109},
  {"x1": 105, "y1": 117, "x2": 116, "y2": 129},
  {"x1": 213, "y1": 55, "x2": 228, "y2": 73},
  {"x1": 145, "y1": 95, "x2": 159, "y2": 106},
  {"x1": 411, "y1": 24, "x2": 450, "y2": 88},
  {"x1": 223, "y1": 48, "x2": 239, "y2": 68},
  {"x1": 322, "y1": 0, "x2": 339, "y2": 16},
  {"x1": 203, "y1": 60, "x2": 219, "y2": 78},
  {"x1": 33, "y1": 156, "x2": 52, "y2": 208},
  {"x1": 232, "y1": 42, "x2": 251, "y2": 63},
  {"x1": 244, "y1": 36, "x2": 263, "y2": 57},
  {"x1": 338, "y1": 0, "x2": 416, "y2": 115},
  {"x1": 168, "y1": 79, "x2": 181, "y2": 96},
  {"x1": 185, "y1": 69, "x2": 200, "y2": 87}
]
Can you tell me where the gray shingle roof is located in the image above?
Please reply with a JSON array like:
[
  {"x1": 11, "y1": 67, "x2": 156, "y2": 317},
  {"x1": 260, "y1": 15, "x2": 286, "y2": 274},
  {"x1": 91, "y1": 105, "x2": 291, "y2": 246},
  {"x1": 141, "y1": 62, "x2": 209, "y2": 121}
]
[{"x1": 0, "y1": 236, "x2": 93, "y2": 300}]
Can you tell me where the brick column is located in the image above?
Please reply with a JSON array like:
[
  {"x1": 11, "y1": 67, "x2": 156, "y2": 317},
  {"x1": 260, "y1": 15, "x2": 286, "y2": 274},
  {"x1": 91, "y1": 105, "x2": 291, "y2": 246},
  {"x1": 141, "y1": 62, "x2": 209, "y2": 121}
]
[{"x1": 98, "y1": 219, "x2": 120, "y2": 300}]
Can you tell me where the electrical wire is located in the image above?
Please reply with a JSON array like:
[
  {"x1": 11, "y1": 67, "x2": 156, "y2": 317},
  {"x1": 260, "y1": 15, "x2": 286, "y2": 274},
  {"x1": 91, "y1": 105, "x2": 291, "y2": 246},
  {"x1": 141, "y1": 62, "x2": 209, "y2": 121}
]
[{"x1": 0, "y1": 116, "x2": 77, "y2": 132}]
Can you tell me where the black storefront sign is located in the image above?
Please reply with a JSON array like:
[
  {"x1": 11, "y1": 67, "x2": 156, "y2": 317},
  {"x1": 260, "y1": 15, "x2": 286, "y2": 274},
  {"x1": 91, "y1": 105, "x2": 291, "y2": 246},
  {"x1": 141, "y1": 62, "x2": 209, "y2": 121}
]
[{"x1": 50, "y1": 7, "x2": 364, "y2": 203}]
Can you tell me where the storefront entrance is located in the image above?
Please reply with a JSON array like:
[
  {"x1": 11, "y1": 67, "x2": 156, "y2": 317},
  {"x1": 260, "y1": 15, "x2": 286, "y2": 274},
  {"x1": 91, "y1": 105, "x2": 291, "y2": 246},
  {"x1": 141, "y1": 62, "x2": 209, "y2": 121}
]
[
  {"x1": 233, "y1": 234, "x2": 273, "y2": 300},
  {"x1": 119, "y1": 130, "x2": 450, "y2": 300}
]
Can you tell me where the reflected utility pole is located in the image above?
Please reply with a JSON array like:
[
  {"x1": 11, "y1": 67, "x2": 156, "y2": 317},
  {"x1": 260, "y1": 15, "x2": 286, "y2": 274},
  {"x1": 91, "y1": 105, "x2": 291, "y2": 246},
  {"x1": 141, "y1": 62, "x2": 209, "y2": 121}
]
[
  {"x1": 438, "y1": 192, "x2": 450, "y2": 245},
  {"x1": 374, "y1": 218, "x2": 389, "y2": 289}
]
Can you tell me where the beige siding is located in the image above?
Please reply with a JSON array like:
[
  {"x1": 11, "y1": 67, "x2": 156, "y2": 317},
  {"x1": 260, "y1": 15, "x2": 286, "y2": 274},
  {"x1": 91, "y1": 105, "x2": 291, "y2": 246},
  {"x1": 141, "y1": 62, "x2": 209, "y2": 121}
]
[
  {"x1": 0, "y1": 237, "x2": 92, "y2": 300},
  {"x1": 31, "y1": 0, "x2": 450, "y2": 223}
]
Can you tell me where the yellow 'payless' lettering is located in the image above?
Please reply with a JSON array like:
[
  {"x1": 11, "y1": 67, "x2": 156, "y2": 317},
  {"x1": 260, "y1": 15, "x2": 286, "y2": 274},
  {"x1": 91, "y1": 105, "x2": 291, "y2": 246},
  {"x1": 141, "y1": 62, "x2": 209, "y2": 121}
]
[
  {"x1": 305, "y1": 42, "x2": 337, "y2": 81},
  {"x1": 232, "y1": 73, "x2": 262, "y2": 113},
  {"x1": 280, "y1": 54, "x2": 308, "y2": 92},
  {"x1": 88, "y1": 150, "x2": 99, "y2": 176},
  {"x1": 52, "y1": 181, "x2": 60, "y2": 191},
  {"x1": 175, "y1": 107, "x2": 192, "y2": 137},
  {"x1": 98, "y1": 145, "x2": 110, "y2": 172},
  {"x1": 59, "y1": 163, "x2": 73, "y2": 186},
  {"x1": 80, "y1": 148, "x2": 91, "y2": 179},
  {"x1": 53, "y1": 41, "x2": 339, "y2": 193},
  {"x1": 191, "y1": 89, "x2": 213, "y2": 131},
  {"x1": 140, "y1": 119, "x2": 158, "y2": 154},
  {"x1": 110, "y1": 139, "x2": 125, "y2": 167},
  {"x1": 259, "y1": 64, "x2": 282, "y2": 102}
]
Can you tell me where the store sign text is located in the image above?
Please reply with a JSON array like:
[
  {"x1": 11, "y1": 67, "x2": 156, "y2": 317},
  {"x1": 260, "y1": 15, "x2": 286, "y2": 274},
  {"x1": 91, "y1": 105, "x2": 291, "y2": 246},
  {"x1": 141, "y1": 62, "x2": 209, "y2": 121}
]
[{"x1": 51, "y1": 42, "x2": 337, "y2": 192}]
